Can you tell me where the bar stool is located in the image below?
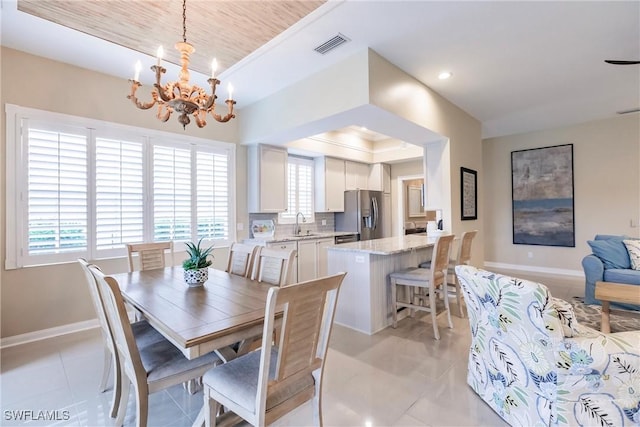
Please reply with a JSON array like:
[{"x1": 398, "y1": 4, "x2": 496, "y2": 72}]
[
  {"x1": 419, "y1": 230, "x2": 478, "y2": 317},
  {"x1": 389, "y1": 234, "x2": 455, "y2": 339}
]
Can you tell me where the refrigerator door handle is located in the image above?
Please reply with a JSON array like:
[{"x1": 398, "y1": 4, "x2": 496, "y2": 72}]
[{"x1": 372, "y1": 197, "x2": 379, "y2": 230}]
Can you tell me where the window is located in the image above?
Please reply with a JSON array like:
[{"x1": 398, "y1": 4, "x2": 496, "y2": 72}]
[
  {"x1": 5, "y1": 105, "x2": 235, "y2": 268},
  {"x1": 278, "y1": 156, "x2": 314, "y2": 224}
]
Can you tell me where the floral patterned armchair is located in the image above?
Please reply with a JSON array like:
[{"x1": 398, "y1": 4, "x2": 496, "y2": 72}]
[{"x1": 455, "y1": 265, "x2": 640, "y2": 427}]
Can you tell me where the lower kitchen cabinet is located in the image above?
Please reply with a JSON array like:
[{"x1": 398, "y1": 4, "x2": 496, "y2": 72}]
[{"x1": 294, "y1": 237, "x2": 335, "y2": 283}]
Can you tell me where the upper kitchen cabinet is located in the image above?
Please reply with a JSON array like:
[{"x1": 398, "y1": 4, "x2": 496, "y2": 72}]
[
  {"x1": 315, "y1": 156, "x2": 345, "y2": 212},
  {"x1": 248, "y1": 144, "x2": 288, "y2": 213},
  {"x1": 345, "y1": 161, "x2": 369, "y2": 190},
  {"x1": 368, "y1": 163, "x2": 391, "y2": 193}
]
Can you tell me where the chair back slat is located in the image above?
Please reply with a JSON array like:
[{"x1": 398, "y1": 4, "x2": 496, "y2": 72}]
[
  {"x1": 253, "y1": 247, "x2": 296, "y2": 286},
  {"x1": 432, "y1": 234, "x2": 455, "y2": 285},
  {"x1": 255, "y1": 273, "x2": 346, "y2": 420},
  {"x1": 226, "y1": 243, "x2": 258, "y2": 277},
  {"x1": 126, "y1": 241, "x2": 173, "y2": 272},
  {"x1": 457, "y1": 230, "x2": 478, "y2": 265}
]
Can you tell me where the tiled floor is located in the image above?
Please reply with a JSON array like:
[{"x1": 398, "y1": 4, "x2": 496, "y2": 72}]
[{"x1": 0, "y1": 268, "x2": 584, "y2": 427}]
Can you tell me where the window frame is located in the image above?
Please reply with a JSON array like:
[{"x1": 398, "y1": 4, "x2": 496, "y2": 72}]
[
  {"x1": 278, "y1": 155, "x2": 315, "y2": 225},
  {"x1": 5, "y1": 104, "x2": 236, "y2": 269}
]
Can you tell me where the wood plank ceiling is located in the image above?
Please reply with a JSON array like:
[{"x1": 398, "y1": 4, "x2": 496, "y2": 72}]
[{"x1": 18, "y1": 0, "x2": 325, "y2": 75}]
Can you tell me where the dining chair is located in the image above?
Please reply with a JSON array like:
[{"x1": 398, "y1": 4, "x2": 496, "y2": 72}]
[
  {"x1": 126, "y1": 241, "x2": 173, "y2": 272},
  {"x1": 201, "y1": 272, "x2": 347, "y2": 427},
  {"x1": 389, "y1": 234, "x2": 455, "y2": 339},
  {"x1": 77, "y1": 258, "x2": 165, "y2": 419},
  {"x1": 88, "y1": 264, "x2": 221, "y2": 427},
  {"x1": 251, "y1": 247, "x2": 297, "y2": 286},
  {"x1": 419, "y1": 230, "x2": 478, "y2": 317},
  {"x1": 225, "y1": 242, "x2": 259, "y2": 278}
]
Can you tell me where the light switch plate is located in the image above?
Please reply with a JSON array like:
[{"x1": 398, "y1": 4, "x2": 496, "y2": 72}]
[{"x1": 236, "y1": 223, "x2": 244, "y2": 231}]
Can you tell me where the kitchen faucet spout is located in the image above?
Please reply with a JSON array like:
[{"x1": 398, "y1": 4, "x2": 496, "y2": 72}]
[{"x1": 295, "y1": 212, "x2": 307, "y2": 236}]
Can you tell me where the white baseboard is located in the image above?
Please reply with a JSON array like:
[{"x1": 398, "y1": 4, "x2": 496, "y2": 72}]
[
  {"x1": 483, "y1": 262, "x2": 584, "y2": 278},
  {"x1": 0, "y1": 319, "x2": 100, "y2": 349}
]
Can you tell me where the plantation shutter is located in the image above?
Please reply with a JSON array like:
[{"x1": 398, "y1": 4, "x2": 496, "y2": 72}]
[
  {"x1": 280, "y1": 156, "x2": 314, "y2": 222},
  {"x1": 26, "y1": 125, "x2": 88, "y2": 258},
  {"x1": 196, "y1": 150, "x2": 229, "y2": 240},
  {"x1": 95, "y1": 137, "x2": 144, "y2": 251},
  {"x1": 153, "y1": 145, "x2": 192, "y2": 242}
]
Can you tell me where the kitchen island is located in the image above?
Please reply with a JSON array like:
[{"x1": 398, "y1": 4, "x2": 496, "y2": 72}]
[{"x1": 327, "y1": 234, "x2": 440, "y2": 335}]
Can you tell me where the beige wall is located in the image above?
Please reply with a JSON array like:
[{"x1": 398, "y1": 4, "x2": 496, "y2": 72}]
[{"x1": 483, "y1": 114, "x2": 640, "y2": 273}]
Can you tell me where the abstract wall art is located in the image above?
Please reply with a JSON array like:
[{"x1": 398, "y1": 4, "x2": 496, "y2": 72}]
[{"x1": 511, "y1": 144, "x2": 575, "y2": 247}]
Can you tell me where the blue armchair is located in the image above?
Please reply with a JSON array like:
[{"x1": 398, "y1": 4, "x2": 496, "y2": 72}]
[
  {"x1": 456, "y1": 265, "x2": 640, "y2": 427},
  {"x1": 582, "y1": 234, "x2": 640, "y2": 311}
]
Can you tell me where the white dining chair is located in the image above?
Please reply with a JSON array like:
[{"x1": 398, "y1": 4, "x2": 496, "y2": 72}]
[
  {"x1": 126, "y1": 241, "x2": 173, "y2": 272},
  {"x1": 201, "y1": 272, "x2": 347, "y2": 427},
  {"x1": 251, "y1": 247, "x2": 296, "y2": 286},
  {"x1": 88, "y1": 264, "x2": 221, "y2": 427},
  {"x1": 226, "y1": 242, "x2": 259, "y2": 278},
  {"x1": 78, "y1": 258, "x2": 165, "y2": 419}
]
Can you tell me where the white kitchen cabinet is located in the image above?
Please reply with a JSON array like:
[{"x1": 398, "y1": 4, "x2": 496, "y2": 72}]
[
  {"x1": 266, "y1": 240, "x2": 297, "y2": 282},
  {"x1": 297, "y1": 237, "x2": 335, "y2": 282},
  {"x1": 316, "y1": 237, "x2": 334, "y2": 277},
  {"x1": 296, "y1": 240, "x2": 317, "y2": 283},
  {"x1": 345, "y1": 161, "x2": 369, "y2": 190},
  {"x1": 314, "y1": 157, "x2": 345, "y2": 212},
  {"x1": 368, "y1": 163, "x2": 391, "y2": 193},
  {"x1": 248, "y1": 144, "x2": 288, "y2": 213}
]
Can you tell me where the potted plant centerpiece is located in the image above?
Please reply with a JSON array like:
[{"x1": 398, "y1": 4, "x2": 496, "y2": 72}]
[{"x1": 182, "y1": 238, "x2": 214, "y2": 286}]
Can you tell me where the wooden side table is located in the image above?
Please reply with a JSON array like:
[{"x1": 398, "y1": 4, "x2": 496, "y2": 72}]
[{"x1": 594, "y1": 281, "x2": 640, "y2": 333}]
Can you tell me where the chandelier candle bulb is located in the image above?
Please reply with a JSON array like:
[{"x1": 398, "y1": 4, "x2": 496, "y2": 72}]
[
  {"x1": 228, "y1": 83, "x2": 233, "y2": 100},
  {"x1": 211, "y1": 58, "x2": 217, "y2": 79},
  {"x1": 156, "y1": 46, "x2": 163, "y2": 66},
  {"x1": 134, "y1": 61, "x2": 142, "y2": 81}
]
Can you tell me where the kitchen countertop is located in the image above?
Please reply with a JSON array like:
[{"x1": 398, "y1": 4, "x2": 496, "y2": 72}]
[
  {"x1": 326, "y1": 234, "x2": 441, "y2": 255},
  {"x1": 244, "y1": 231, "x2": 357, "y2": 244}
]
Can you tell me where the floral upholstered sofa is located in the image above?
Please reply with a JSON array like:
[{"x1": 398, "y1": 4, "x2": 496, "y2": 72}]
[{"x1": 455, "y1": 265, "x2": 640, "y2": 427}]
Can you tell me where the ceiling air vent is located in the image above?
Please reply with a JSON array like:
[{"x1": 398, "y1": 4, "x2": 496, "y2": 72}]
[
  {"x1": 616, "y1": 107, "x2": 640, "y2": 115},
  {"x1": 314, "y1": 33, "x2": 350, "y2": 55}
]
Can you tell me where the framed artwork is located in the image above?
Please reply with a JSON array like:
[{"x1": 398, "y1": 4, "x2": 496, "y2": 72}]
[
  {"x1": 511, "y1": 144, "x2": 575, "y2": 247},
  {"x1": 461, "y1": 167, "x2": 477, "y2": 220}
]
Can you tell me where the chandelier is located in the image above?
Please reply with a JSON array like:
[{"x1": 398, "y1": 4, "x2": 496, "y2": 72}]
[{"x1": 127, "y1": 0, "x2": 235, "y2": 129}]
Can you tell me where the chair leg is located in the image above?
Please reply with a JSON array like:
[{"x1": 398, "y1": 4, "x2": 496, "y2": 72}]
[
  {"x1": 391, "y1": 278, "x2": 398, "y2": 328},
  {"x1": 99, "y1": 346, "x2": 111, "y2": 393},
  {"x1": 455, "y1": 278, "x2": 466, "y2": 318},
  {"x1": 109, "y1": 350, "x2": 122, "y2": 418},
  {"x1": 114, "y1": 373, "x2": 130, "y2": 427},
  {"x1": 429, "y1": 284, "x2": 440, "y2": 340},
  {"x1": 442, "y1": 284, "x2": 453, "y2": 329},
  {"x1": 133, "y1": 382, "x2": 148, "y2": 427},
  {"x1": 203, "y1": 389, "x2": 219, "y2": 427}
]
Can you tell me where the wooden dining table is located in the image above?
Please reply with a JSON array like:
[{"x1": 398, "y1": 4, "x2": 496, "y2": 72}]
[{"x1": 110, "y1": 266, "x2": 277, "y2": 362}]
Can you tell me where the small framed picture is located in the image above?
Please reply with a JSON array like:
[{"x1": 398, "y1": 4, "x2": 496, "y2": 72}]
[{"x1": 461, "y1": 167, "x2": 477, "y2": 220}]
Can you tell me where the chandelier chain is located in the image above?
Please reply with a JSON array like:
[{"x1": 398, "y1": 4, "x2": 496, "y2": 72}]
[{"x1": 182, "y1": 0, "x2": 187, "y2": 43}]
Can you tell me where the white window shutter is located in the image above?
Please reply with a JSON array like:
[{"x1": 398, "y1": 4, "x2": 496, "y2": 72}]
[{"x1": 196, "y1": 151, "x2": 229, "y2": 240}]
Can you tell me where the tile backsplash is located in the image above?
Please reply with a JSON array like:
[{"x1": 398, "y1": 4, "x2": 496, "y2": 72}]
[{"x1": 248, "y1": 212, "x2": 335, "y2": 238}]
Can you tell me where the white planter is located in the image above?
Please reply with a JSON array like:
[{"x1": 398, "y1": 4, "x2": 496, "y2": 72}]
[{"x1": 183, "y1": 267, "x2": 208, "y2": 287}]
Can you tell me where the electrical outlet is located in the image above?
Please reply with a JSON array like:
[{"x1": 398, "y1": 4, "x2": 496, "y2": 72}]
[
  {"x1": 322, "y1": 219, "x2": 327, "y2": 226},
  {"x1": 236, "y1": 223, "x2": 243, "y2": 231},
  {"x1": 527, "y1": 251, "x2": 533, "y2": 258}
]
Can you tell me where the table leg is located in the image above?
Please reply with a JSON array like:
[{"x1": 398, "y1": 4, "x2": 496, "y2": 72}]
[{"x1": 601, "y1": 300, "x2": 611, "y2": 333}]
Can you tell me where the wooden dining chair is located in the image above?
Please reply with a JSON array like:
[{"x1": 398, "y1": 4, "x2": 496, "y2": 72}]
[
  {"x1": 78, "y1": 258, "x2": 165, "y2": 419},
  {"x1": 389, "y1": 234, "x2": 455, "y2": 340},
  {"x1": 419, "y1": 230, "x2": 478, "y2": 317},
  {"x1": 126, "y1": 241, "x2": 173, "y2": 272},
  {"x1": 251, "y1": 247, "x2": 296, "y2": 286},
  {"x1": 88, "y1": 264, "x2": 221, "y2": 427},
  {"x1": 225, "y1": 242, "x2": 259, "y2": 278},
  {"x1": 201, "y1": 272, "x2": 347, "y2": 427}
]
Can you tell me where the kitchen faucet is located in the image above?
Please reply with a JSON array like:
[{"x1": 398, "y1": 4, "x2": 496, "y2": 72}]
[{"x1": 295, "y1": 212, "x2": 307, "y2": 236}]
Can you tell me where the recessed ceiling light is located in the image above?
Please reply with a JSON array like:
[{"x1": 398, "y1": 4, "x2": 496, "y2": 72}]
[{"x1": 438, "y1": 71, "x2": 452, "y2": 80}]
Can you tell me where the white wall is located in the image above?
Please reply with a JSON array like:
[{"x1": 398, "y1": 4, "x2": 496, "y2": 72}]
[{"x1": 483, "y1": 114, "x2": 640, "y2": 274}]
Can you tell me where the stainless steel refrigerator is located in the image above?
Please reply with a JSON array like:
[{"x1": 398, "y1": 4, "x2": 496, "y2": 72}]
[{"x1": 335, "y1": 190, "x2": 384, "y2": 241}]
